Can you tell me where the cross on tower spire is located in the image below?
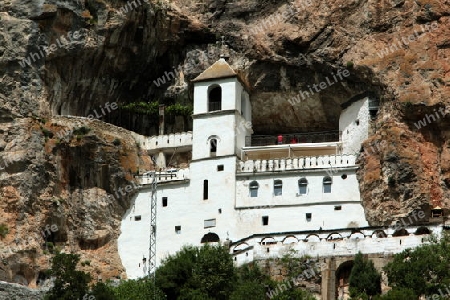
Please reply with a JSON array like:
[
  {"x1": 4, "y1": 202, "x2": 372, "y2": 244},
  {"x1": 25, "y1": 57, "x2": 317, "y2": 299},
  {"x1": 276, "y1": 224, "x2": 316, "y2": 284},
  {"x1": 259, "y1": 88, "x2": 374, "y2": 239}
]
[{"x1": 219, "y1": 35, "x2": 230, "y2": 61}]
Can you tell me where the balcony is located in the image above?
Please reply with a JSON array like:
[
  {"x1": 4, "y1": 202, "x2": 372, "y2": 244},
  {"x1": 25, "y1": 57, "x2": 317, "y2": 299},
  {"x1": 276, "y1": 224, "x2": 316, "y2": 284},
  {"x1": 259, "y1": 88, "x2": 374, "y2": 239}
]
[
  {"x1": 237, "y1": 154, "x2": 357, "y2": 173},
  {"x1": 135, "y1": 169, "x2": 190, "y2": 185},
  {"x1": 245, "y1": 130, "x2": 341, "y2": 147}
]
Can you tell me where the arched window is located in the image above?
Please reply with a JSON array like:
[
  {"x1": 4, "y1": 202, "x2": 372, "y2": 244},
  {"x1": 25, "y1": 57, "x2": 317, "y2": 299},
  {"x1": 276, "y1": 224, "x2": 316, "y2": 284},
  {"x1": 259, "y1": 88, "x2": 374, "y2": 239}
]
[
  {"x1": 208, "y1": 85, "x2": 222, "y2": 112},
  {"x1": 323, "y1": 176, "x2": 332, "y2": 193},
  {"x1": 274, "y1": 179, "x2": 282, "y2": 196},
  {"x1": 249, "y1": 181, "x2": 259, "y2": 197},
  {"x1": 298, "y1": 178, "x2": 308, "y2": 195},
  {"x1": 210, "y1": 139, "x2": 217, "y2": 156}
]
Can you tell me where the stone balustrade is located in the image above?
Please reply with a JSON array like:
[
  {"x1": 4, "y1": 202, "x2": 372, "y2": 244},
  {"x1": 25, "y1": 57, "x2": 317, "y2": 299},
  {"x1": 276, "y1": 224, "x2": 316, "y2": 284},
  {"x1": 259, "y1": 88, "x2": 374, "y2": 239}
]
[{"x1": 237, "y1": 154, "x2": 357, "y2": 173}]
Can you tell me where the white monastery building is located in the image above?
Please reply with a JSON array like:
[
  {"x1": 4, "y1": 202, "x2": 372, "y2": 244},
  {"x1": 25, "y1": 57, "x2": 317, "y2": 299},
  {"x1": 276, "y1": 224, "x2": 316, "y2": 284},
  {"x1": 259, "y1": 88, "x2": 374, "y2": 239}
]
[{"x1": 118, "y1": 59, "x2": 438, "y2": 280}]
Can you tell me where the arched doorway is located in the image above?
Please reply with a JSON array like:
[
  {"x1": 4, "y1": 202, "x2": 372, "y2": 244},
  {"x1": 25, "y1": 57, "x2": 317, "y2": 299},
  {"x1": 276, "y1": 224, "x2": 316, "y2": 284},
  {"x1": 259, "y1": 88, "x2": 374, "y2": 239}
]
[
  {"x1": 201, "y1": 232, "x2": 219, "y2": 243},
  {"x1": 335, "y1": 260, "x2": 353, "y2": 300}
]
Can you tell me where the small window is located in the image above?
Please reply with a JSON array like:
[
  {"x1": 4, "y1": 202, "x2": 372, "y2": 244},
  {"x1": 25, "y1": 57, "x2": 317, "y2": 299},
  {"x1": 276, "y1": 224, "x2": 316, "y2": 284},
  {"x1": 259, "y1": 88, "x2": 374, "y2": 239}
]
[
  {"x1": 298, "y1": 178, "x2": 308, "y2": 195},
  {"x1": 203, "y1": 180, "x2": 208, "y2": 200},
  {"x1": 204, "y1": 219, "x2": 216, "y2": 228},
  {"x1": 355, "y1": 119, "x2": 360, "y2": 126},
  {"x1": 262, "y1": 216, "x2": 269, "y2": 226},
  {"x1": 341, "y1": 174, "x2": 347, "y2": 179},
  {"x1": 249, "y1": 181, "x2": 259, "y2": 197},
  {"x1": 210, "y1": 139, "x2": 217, "y2": 156},
  {"x1": 175, "y1": 226, "x2": 181, "y2": 234},
  {"x1": 274, "y1": 179, "x2": 283, "y2": 196},
  {"x1": 323, "y1": 176, "x2": 332, "y2": 193},
  {"x1": 306, "y1": 213, "x2": 312, "y2": 221},
  {"x1": 218, "y1": 208, "x2": 222, "y2": 214},
  {"x1": 134, "y1": 215, "x2": 141, "y2": 221},
  {"x1": 217, "y1": 165, "x2": 224, "y2": 171},
  {"x1": 334, "y1": 205, "x2": 342, "y2": 211},
  {"x1": 162, "y1": 197, "x2": 168, "y2": 207}
]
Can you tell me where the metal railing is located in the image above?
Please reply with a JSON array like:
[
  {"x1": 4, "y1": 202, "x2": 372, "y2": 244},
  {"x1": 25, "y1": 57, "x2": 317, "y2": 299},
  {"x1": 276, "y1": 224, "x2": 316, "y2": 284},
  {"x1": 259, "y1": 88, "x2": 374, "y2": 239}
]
[{"x1": 245, "y1": 130, "x2": 341, "y2": 147}]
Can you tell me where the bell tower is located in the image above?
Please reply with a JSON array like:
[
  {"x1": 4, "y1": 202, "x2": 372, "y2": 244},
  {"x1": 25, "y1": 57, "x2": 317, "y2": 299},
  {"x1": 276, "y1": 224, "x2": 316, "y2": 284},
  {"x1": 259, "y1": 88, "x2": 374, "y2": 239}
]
[{"x1": 191, "y1": 58, "x2": 252, "y2": 161}]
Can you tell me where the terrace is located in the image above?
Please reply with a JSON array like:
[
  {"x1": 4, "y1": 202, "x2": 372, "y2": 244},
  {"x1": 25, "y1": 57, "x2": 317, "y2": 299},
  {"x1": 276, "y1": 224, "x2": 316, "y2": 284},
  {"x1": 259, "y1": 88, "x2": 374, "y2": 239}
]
[{"x1": 241, "y1": 130, "x2": 342, "y2": 161}]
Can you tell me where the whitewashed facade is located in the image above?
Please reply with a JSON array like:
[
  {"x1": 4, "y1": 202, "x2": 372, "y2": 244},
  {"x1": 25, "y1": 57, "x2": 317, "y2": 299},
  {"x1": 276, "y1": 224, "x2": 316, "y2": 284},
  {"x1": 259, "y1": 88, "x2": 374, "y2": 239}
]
[{"x1": 119, "y1": 59, "x2": 383, "y2": 279}]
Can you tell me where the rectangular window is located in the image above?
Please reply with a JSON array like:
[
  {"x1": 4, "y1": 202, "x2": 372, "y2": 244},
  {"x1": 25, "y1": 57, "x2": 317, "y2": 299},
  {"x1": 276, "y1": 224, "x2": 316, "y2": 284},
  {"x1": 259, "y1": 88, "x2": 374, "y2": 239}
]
[
  {"x1": 134, "y1": 215, "x2": 141, "y2": 221},
  {"x1": 334, "y1": 205, "x2": 342, "y2": 211},
  {"x1": 204, "y1": 219, "x2": 216, "y2": 228},
  {"x1": 217, "y1": 165, "x2": 224, "y2": 171},
  {"x1": 203, "y1": 180, "x2": 208, "y2": 200},
  {"x1": 162, "y1": 197, "x2": 168, "y2": 207},
  {"x1": 306, "y1": 213, "x2": 312, "y2": 221},
  {"x1": 175, "y1": 226, "x2": 181, "y2": 234},
  {"x1": 274, "y1": 180, "x2": 283, "y2": 196},
  {"x1": 262, "y1": 216, "x2": 269, "y2": 226},
  {"x1": 324, "y1": 183, "x2": 332, "y2": 193}
]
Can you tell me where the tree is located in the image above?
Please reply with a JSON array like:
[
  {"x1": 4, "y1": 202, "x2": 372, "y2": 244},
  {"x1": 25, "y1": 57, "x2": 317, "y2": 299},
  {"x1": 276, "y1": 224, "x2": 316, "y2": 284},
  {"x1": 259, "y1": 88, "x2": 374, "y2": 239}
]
[
  {"x1": 230, "y1": 264, "x2": 271, "y2": 300},
  {"x1": 349, "y1": 252, "x2": 381, "y2": 298},
  {"x1": 384, "y1": 233, "x2": 450, "y2": 297},
  {"x1": 90, "y1": 282, "x2": 117, "y2": 300},
  {"x1": 45, "y1": 253, "x2": 91, "y2": 300},
  {"x1": 156, "y1": 244, "x2": 236, "y2": 300},
  {"x1": 373, "y1": 288, "x2": 416, "y2": 300}
]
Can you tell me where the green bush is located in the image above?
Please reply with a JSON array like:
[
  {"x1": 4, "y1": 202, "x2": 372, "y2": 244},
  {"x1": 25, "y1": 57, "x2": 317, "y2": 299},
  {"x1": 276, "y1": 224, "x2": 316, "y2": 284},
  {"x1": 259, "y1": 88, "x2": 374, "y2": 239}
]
[
  {"x1": 120, "y1": 101, "x2": 159, "y2": 116},
  {"x1": 44, "y1": 253, "x2": 91, "y2": 300},
  {"x1": 373, "y1": 288, "x2": 417, "y2": 300},
  {"x1": 0, "y1": 224, "x2": 9, "y2": 238},
  {"x1": 41, "y1": 128, "x2": 54, "y2": 138},
  {"x1": 112, "y1": 278, "x2": 164, "y2": 300},
  {"x1": 120, "y1": 101, "x2": 192, "y2": 117},
  {"x1": 72, "y1": 126, "x2": 91, "y2": 136},
  {"x1": 91, "y1": 282, "x2": 116, "y2": 300},
  {"x1": 113, "y1": 138, "x2": 121, "y2": 146}
]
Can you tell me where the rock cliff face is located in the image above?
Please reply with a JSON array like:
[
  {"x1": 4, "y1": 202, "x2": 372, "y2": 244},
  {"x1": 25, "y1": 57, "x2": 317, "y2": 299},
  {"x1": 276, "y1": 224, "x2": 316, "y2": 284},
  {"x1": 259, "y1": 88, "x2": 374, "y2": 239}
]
[{"x1": 0, "y1": 0, "x2": 449, "y2": 286}]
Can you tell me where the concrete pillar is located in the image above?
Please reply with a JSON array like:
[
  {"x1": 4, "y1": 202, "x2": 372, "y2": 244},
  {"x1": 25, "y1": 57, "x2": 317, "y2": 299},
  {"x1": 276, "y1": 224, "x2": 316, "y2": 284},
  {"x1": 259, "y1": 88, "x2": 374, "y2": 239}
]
[
  {"x1": 321, "y1": 257, "x2": 337, "y2": 300},
  {"x1": 155, "y1": 151, "x2": 166, "y2": 170}
]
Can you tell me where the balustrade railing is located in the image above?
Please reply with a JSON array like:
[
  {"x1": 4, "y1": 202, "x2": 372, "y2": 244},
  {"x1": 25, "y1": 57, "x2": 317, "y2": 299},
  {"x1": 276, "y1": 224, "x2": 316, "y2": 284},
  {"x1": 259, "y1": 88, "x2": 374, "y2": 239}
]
[
  {"x1": 135, "y1": 169, "x2": 189, "y2": 184},
  {"x1": 237, "y1": 154, "x2": 356, "y2": 173},
  {"x1": 245, "y1": 130, "x2": 341, "y2": 147}
]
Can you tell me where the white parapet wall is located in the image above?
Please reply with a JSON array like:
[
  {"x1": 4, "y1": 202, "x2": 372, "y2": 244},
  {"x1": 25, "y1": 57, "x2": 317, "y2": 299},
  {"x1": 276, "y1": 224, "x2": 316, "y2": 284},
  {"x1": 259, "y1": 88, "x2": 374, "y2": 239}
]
[
  {"x1": 237, "y1": 154, "x2": 357, "y2": 173},
  {"x1": 132, "y1": 132, "x2": 193, "y2": 152},
  {"x1": 231, "y1": 225, "x2": 442, "y2": 266}
]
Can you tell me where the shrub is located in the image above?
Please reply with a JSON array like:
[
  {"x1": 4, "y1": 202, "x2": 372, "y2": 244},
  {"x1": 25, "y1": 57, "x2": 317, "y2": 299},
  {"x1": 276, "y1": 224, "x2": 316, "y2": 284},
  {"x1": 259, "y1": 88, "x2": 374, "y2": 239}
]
[
  {"x1": 113, "y1": 138, "x2": 121, "y2": 146},
  {"x1": 41, "y1": 128, "x2": 54, "y2": 138},
  {"x1": 0, "y1": 224, "x2": 9, "y2": 239},
  {"x1": 81, "y1": 260, "x2": 91, "y2": 267},
  {"x1": 73, "y1": 126, "x2": 91, "y2": 136},
  {"x1": 373, "y1": 288, "x2": 417, "y2": 300},
  {"x1": 44, "y1": 253, "x2": 91, "y2": 300}
]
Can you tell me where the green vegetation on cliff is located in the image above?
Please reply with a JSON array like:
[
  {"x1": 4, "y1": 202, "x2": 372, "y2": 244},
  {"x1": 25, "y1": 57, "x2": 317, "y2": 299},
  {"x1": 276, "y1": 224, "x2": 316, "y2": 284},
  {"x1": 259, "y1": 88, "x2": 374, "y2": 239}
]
[{"x1": 45, "y1": 245, "x2": 316, "y2": 300}]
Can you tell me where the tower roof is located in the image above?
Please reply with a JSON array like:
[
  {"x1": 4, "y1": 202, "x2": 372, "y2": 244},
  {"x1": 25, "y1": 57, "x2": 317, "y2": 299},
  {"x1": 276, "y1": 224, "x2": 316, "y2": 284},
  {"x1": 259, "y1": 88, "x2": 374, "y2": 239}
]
[{"x1": 192, "y1": 58, "x2": 237, "y2": 82}]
